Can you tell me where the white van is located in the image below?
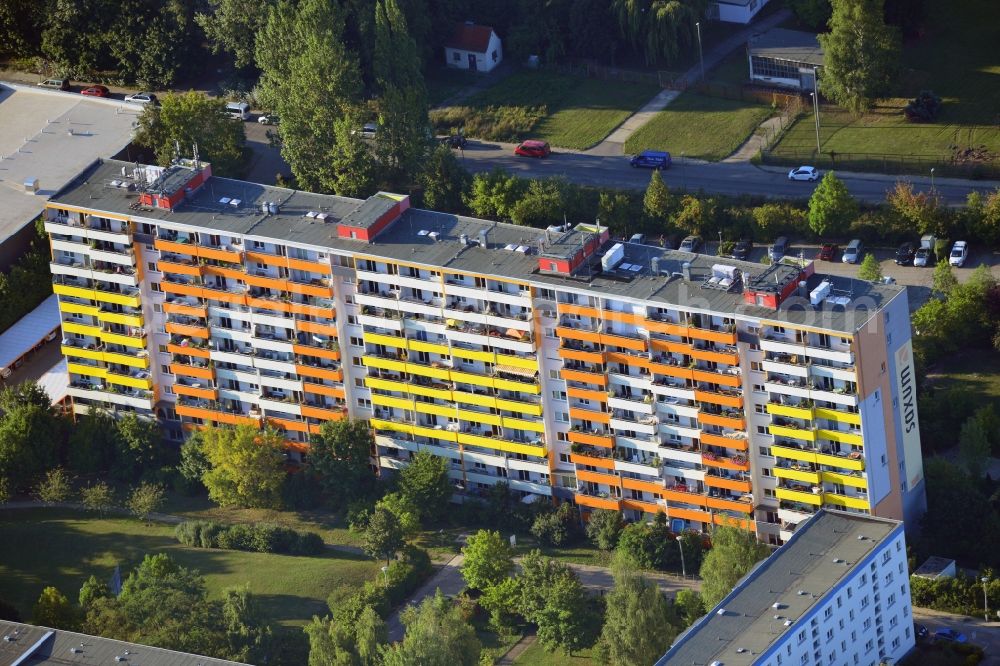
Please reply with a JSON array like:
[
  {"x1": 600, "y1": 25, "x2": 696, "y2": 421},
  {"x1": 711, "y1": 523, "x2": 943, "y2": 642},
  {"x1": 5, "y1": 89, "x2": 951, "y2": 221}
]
[{"x1": 225, "y1": 101, "x2": 251, "y2": 121}]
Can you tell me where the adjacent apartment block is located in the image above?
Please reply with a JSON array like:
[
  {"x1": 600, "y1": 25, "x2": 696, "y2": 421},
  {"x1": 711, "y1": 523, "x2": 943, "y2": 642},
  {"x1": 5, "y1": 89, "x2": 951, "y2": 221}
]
[
  {"x1": 44, "y1": 158, "x2": 926, "y2": 542},
  {"x1": 656, "y1": 510, "x2": 916, "y2": 666}
]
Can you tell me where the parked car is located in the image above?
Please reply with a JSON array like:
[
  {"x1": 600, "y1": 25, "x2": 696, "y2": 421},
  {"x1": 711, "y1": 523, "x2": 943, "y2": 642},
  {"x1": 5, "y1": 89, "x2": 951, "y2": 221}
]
[
  {"x1": 359, "y1": 122, "x2": 378, "y2": 139},
  {"x1": 225, "y1": 101, "x2": 251, "y2": 121},
  {"x1": 949, "y1": 240, "x2": 968, "y2": 267},
  {"x1": 842, "y1": 239, "x2": 863, "y2": 264},
  {"x1": 679, "y1": 235, "x2": 702, "y2": 253},
  {"x1": 818, "y1": 243, "x2": 839, "y2": 261},
  {"x1": 258, "y1": 113, "x2": 278, "y2": 125},
  {"x1": 629, "y1": 233, "x2": 646, "y2": 244},
  {"x1": 630, "y1": 150, "x2": 671, "y2": 170},
  {"x1": 124, "y1": 92, "x2": 158, "y2": 105},
  {"x1": 80, "y1": 85, "x2": 109, "y2": 97},
  {"x1": 913, "y1": 247, "x2": 933, "y2": 267},
  {"x1": 894, "y1": 242, "x2": 916, "y2": 265},
  {"x1": 38, "y1": 78, "x2": 70, "y2": 91},
  {"x1": 768, "y1": 236, "x2": 789, "y2": 262},
  {"x1": 915, "y1": 624, "x2": 929, "y2": 640},
  {"x1": 441, "y1": 134, "x2": 467, "y2": 149},
  {"x1": 934, "y1": 629, "x2": 967, "y2": 643},
  {"x1": 788, "y1": 166, "x2": 819, "y2": 181},
  {"x1": 514, "y1": 140, "x2": 551, "y2": 158},
  {"x1": 731, "y1": 239, "x2": 753, "y2": 261}
]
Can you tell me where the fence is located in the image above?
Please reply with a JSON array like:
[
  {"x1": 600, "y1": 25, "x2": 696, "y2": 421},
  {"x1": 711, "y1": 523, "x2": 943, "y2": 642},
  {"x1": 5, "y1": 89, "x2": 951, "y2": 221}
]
[
  {"x1": 759, "y1": 148, "x2": 1000, "y2": 180},
  {"x1": 690, "y1": 81, "x2": 803, "y2": 109}
]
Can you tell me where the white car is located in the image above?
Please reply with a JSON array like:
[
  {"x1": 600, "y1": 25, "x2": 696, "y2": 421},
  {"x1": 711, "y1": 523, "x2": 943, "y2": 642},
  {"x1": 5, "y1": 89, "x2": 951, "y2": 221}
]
[
  {"x1": 124, "y1": 92, "x2": 158, "y2": 105},
  {"x1": 788, "y1": 166, "x2": 819, "y2": 181},
  {"x1": 258, "y1": 113, "x2": 278, "y2": 125},
  {"x1": 949, "y1": 241, "x2": 968, "y2": 267}
]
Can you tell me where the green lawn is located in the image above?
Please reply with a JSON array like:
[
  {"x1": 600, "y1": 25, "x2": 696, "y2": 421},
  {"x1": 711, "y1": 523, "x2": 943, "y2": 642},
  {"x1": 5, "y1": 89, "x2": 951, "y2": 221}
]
[
  {"x1": 514, "y1": 639, "x2": 595, "y2": 665},
  {"x1": 426, "y1": 67, "x2": 480, "y2": 107},
  {"x1": 0, "y1": 508, "x2": 379, "y2": 629},
  {"x1": 707, "y1": 49, "x2": 750, "y2": 87},
  {"x1": 624, "y1": 92, "x2": 772, "y2": 161},
  {"x1": 927, "y1": 349, "x2": 1000, "y2": 403},
  {"x1": 770, "y1": 0, "x2": 1000, "y2": 172},
  {"x1": 430, "y1": 69, "x2": 659, "y2": 150}
]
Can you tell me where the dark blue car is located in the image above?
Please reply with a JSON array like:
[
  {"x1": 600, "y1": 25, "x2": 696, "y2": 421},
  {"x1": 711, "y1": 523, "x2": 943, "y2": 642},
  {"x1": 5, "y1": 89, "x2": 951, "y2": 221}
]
[{"x1": 630, "y1": 150, "x2": 671, "y2": 170}]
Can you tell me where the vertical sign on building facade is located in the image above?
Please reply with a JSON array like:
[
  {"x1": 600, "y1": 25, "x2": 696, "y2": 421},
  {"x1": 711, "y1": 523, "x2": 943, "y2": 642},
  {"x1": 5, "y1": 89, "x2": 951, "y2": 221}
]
[{"x1": 893, "y1": 340, "x2": 923, "y2": 488}]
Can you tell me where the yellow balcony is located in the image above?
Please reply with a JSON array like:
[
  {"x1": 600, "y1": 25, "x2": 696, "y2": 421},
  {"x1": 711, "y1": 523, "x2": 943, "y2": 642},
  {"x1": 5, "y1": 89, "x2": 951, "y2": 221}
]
[
  {"x1": 448, "y1": 346, "x2": 495, "y2": 363},
  {"x1": 814, "y1": 407, "x2": 862, "y2": 426},
  {"x1": 416, "y1": 402, "x2": 459, "y2": 419},
  {"x1": 775, "y1": 487, "x2": 823, "y2": 506},
  {"x1": 769, "y1": 424, "x2": 817, "y2": 442},
  {"x1": 821, "y1": 470, "x2": 868, "y2": 489},
  {"x1": 365, "y1": 376, "x2": 408, "y2": 392},
  {"x1": 450, "y1": 370, "x2": 494, "y2": 388},
  {"x1": 457, "y1": 432, "x2": 545, "y2": 457},
  {"x1": 503, "y1": 416, "x2": 545, "y2": 433},
  {"x1": 823, "y1": 492, "x2": 870, "y2": 510},
  {"x1": 412, "y1": 424, "x2": 458, "y2": 443},
  {"x1": 406, "y1": 362, "x2": 451, "y2": 381},
  {"x1": 366, "y1": 332, "x2": 406, "y2": 348},
  {"x1": 62, "y1": 345, "x2": 103, "y2": 362},
  {"x1": 816, "y1": 451, "x2": 864, "y2": 471},
  {"x1": 495, "y1": 353, "x2": 538, "y2": 370},
  {"x1": 774, "y1": 466, "x2": 821, "y2": 484},
  {"x1": 106, "y1": 371, "x2": 153, "y2": 390},
  {"x1": 59, "y1": 301, "x2": 99, "y2": 317},
  {"x1": 103, "y1": 350, "x2": 149, "y2": 369},
  {"x1": 406, "y1": 339, "x2": 449, "y2": 356},
  {"x1": 409, "y1": 383, "x2": 453, "y2": 401},
  {"x1": 453, "y1": 391, "x2": 496, "y2": 409},
  {"x1": 97, "y1": 310, "x2": 143, "y2": 327},
  {"x1": 766, "y1": 402, "x2": 814, "y2": 420},
  {"x1": 54, "y1": 283, "x2": 97, "y2": 301},
  {"x1": 771, "y1": 444, "x2": 817, "y2": 465},
  {"x1": 363, "y1": 355, "x2": 407, "y2": 373},
  {"x1": 100, "y1": 330, "x2": 146, "y2": 348},
  {"x1": 370, "y1": 394, "x2": 413, "y2": 411},
  {"x1": 496, "y1": 397, "x2": 542, "y2": 417},
  {"x1": 817, "y1": 429, "x2": 863, "y2": 446},
  {"x1": 67, "y1": 362, "x2": 107, "y2": 379},
  {"x1": 370, "y1": 418, "x2": 414, "y2": 436},
  {"x1": 62, "y1": 321, "x2": 102, "y2": 338},
  {"x1": 93, "y1": 290, "x2": 141, "y2": 308},
  {"x1": 494, "y1": 377, "x2": 540, "y2": 394},
  {"x1": 457, "y1": 409, "x2": 501, "y2": 426}
]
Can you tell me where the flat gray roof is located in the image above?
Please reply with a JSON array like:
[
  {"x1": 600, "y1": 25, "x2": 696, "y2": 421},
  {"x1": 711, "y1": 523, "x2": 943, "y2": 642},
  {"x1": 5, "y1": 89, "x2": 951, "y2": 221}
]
[
  {"x1": 50, "y1": 159, "x2": 904, "y2": 333},
  {"x1": 0, "y1": 294, "x2": 58, "y2": 370},
  {"x1": 657, "y1": 510, "x2": 901, "y2": 666},
  {"x1": 0, "y1": 620, "x2": 244, "y2": 666},
  {"x1": 0, "y1": 84, "x2": 137, "y2": 247},
  {"x1": 750, "y1": 28, "x2": 825, "y2": 66}
]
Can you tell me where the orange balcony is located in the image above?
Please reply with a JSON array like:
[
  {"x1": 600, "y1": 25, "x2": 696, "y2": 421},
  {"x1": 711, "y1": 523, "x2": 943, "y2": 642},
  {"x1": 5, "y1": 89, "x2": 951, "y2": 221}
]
[
  {"x1": 243, "y1": 273, "x2": 288, "y2": 291},
  {"x1": 689, "y1": 347, "x2": 739, "y2": 366},
  {"x1": 268, "y1": 416, "x2": 310, "y2": 433},
  {"x1": 600, "y1": 332, "x2": 646, "y2": 352},
  {"x1": 293, "y1": 344, "x2": 341, "y2": 361},
  {"x1": 286, "y1": 280, "x2": 333, "y2": 298},
  {"x1": 706, "y1": 495, "x2": 755, "y2": 513},
  {"x1": 662, "y1": 487, "x2": 708, "y2": 506},
  {"x1": 199, "y1": 284, "x2": 247, "y2": 306},
  {"x1": 158, "y1": 259, "x2": 202, "y2": 277},
  {"x1": 167, "y1": 342, "x2": 210, "y2": 359},
  {"x1": 666, "y1": 506, "x2": 712, "y2": 524},
  {"x1": 176, "y1": 404, "x2": 259, "y2": 426},
  {"x1": 650, "y1": 338, "x2": 691, "y2": 355},
  {"x1": 567, "y1": 430, "x2": 614, "y2": 448},
  {"x1": 704, "y1": 474, "x2": 752, "y2": 493},
  {"x1": 688, "y1": 326, "x2": 737, "y2": 345},
  {"x1": 203, "y1": 264, "x2": 246, "y2": 281},
  {"x1": 559, "y1": 346, "x2": 604, "y2": 364},
  {"x1": 296, "y1": 320, "x2": 338, "y2": 337},
  {"x1": 163, "y1": 302, "x2": 206, "y2": 318},
  {"x1": 248, "y1": 296, "x2": 292, "y2": 314},
  {"x1": 170, "y1": 362, "x2": 214, "y2": 381},
  {"x1": 290, "y1": 302, "x2": 336, "y2": 319},
  {"x1": 570, "y1": 451, "x2": 615, "y2": 469},
  {"x1": 296, "y1": 364, "x2": 343, "y2": 382},
  {"x1": 569, "y1": 405, "x2": 610, "y2": 424},
  {"x1": 575, "y1": 493, "x2": 622, "y2": 511},
  {"x1": 567, "y1": 386, "x2": 607, "y2": 403},
  {"x1": 644, "y1": 319, "x2": 688, "y2": 336},
  {"x1": 172, "y1": 383, "x2": 217, "y2": 401},
  {"x1": 698, "y1": 412, "x2": 746, "y2": 430},
  {"x1": 576, "y1": 468, "x2": 620, "y2": 485},
  {"x1": 692, "y1": 368, "x2": 741, "y2": 388},
  {"x1": 712, "y1": 514, "x2": 755, "y2": 530},
  {"x1": 301, "y1": 404, "x2": 346, "y2": 420},
  {"x1": 162, "y1": 281, "x2": 205, "y2": 299},
  {"x1": 165, "y1": 321, "x2": 209, "y2": 339},
  {"x1": 557, "y1": 303, "x2": 599, "y2": 319},
  {"x1": 621, "y1": 477, "x2": 664, "y2": 495},
  {"x1": 557, "y1": 326, "x2": 602, "y2": 345},
  {"x1": 622, "y1": 498, "x2": 663, "y2": 514},
  {"x1": 154, "y1": 238, "x2": 197, "y2": 256},
  {"x1": 560, "y1": 368, "x2": 606, "y2": 387},
  {"x1": 287, "y1": 257, "x2": 330, "y2": 274},
  {"x1": 244, "y1": 250, "x2": 327, "y2": 273},
  {"x1": 700, "y1": 432, "x2": 749, "y2": 451},
  {"x1": 649, "y1": 363, "x2": 694, "y2": 380},
  {"x1": 602, "y1": 310, "x2": 638, "y2": 325},
  {"x1": 695, "y1": 390, "x2": 743, "y2": 409},
  {"x1": 196, "y1": 246, "x2": 242, "y2": 263},
  {"x1": 606, "y1": 351, "x2": 651, "y2": 370},
  {"x1": 303, "y1": 382, "x2": 345, "y2": 399},
  {"x1": 701, "y1": 453, "x2": 750, "y2": 472}
]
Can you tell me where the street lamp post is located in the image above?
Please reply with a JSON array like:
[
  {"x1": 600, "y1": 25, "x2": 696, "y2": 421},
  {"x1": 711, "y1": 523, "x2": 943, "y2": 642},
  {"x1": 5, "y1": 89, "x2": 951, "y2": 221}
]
[
  {"x1": 677, "y1": 538, "x2": 687, "y2": 577},
  {"x1": 983, "y1": 577, "x2": 989, "y2": 621},
  {"x1": 931, "y1": 167, "x2": 936, "y2": 190},
  {"x1": 696, "y1": 22, "x2": 705, "y2": 82},
  {"x1": 810, "y1": 92, "x2": 821, "y2": 155},
  {"x1": 381, "y1": 565, "x2": 389, "y2": 586}
]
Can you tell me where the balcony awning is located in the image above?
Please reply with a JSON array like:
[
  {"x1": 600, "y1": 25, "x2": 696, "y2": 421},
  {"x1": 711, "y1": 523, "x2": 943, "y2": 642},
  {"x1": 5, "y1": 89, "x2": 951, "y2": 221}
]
[
  {"x1": 505, "y1": 328, "x2": 525, "y2": 340},
  {"x1": 495, "y1": 364, "x2": 537, "y2": 379}
]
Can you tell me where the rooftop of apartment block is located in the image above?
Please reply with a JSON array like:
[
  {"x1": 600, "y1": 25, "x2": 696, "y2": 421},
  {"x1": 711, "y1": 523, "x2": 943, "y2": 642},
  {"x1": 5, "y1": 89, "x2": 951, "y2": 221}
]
[
  {"x1": 0, "y1": 84, "x2": 137, "y2": 245},
  {"x1": 0, "y1": 620, "x2": 244, "y2": 666},
  {"x1": 50, "y1": 159, "x2": 905, "y2": 333},
  {"x1": 656, "y1": 510, "x2": 901, "y2": 666}
]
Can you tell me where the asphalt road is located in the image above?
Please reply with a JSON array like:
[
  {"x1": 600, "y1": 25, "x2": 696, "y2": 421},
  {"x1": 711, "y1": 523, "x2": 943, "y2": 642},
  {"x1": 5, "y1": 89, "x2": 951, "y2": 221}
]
[
  {"x1": 912, "y1": 607, "x2": 1000, "y2": 663},
  {"x1": 452, "y1": 140, "x2": 999, "y2": 205}
]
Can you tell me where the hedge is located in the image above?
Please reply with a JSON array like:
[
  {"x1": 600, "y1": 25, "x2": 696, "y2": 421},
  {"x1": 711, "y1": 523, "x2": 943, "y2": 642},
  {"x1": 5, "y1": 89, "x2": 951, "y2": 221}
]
[
  {"x1": 327, "y1": 544, "x2": 434, "y2": 626},
  {"x1": 174, "y1": 520, "x2": 325, "y2": 556}
]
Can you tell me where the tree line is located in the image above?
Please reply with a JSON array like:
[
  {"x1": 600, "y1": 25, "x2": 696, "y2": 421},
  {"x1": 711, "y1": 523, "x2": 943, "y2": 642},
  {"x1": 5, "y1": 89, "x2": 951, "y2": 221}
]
[{"x1": 0, "y1": 220, "x2": 55, "y2": 335}]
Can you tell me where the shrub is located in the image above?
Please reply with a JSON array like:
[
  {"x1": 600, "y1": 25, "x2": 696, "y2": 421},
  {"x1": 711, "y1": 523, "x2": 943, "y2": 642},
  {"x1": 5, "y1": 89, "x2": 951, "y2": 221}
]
[
  {"x1": 174, "y1": 520, "x2": 325, "y2": 555},
  {"x1": 904, "y1": 90, "x2": 942, "y2": 122},
  {"x1": 531, "y1": 502, "x2": 580, "y2": 547},
  {"x1": 294, "y1": 532, "x2": 326, "y2": 556}
]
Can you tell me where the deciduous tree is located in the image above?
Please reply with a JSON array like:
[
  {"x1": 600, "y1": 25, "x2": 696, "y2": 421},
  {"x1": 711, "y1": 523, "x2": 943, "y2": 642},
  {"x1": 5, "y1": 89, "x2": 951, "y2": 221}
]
[
  {"x1": 381, "y1": 590, "x2": 481, "y2": 666},
  {"x1": 114, "y1": 412, "x2": 164, "y2": 481},
  {"x1": 398, "y1": 450, "x2": 453, "y2": 522},
  {"x1": 364, "y1": 506, "x2": 405, "y2": 566},
  {"x1": 808, "y1": 172, "x2": 857, "y2": 237},
  {"x1": 126, "y1": 482, "x2": 165, "y2": 524},
  {"x1": 201, "y1": 425, "x2": 286, "y2": 509},
  {"x1": 309, "y1": 419, "x2": 377, "y2": 508},
  {"x1": 420, "y1": 145, "x2": 471, "y2": 213},
  {"x1": 461, "y1": 530, "x2": 514, "y2": 591},
  {"x1": 464, "y1": 168, "x2": 526, "y2": 220},
  {"x1": 80, "y1": 482, "x2": 116, "y2": 516},
  {"x1": 35, "y1": 467, "x2": 73, "y2": 504},
  {"x1": 586, "y1": 509, "x2": 625, "y2": 551},
  {"x1": 0, "y1": 382, "x2": 64, "y2": 486},
  {"x1": 594, "y1": 554, "x2": 675, "y2": 666},
  {"x1": 221, "y1": 585, "x2": 273, "y2": 664},
  {"x1": 674, "y1": 588, "x2": 705, "y2": 627},
  {"x1": 535, "y1": 571, "x2": 600, "y2": 656},
  {"x1": 932, "y1": 260, "x2": 958, "y2": 295},
  {"x1": 643, "y1": 170, "x2": 673, "y2": 221},
  {"x1": 32, "y1": 587, "x2": 78, "y2": 630},
  {"x1": 78, "y1": 575, "x2": 111, "y2": 610},
  {"x1": 196, "y1": 0, "x2": 277, "y2": 69},
  {"x1": 699, "y1": 524, "x2": 771, "y2": 608},
  {"x1": 611, "y1": 0, "x2": 708, "y2": 65},
  {"x1": 959, "y1": 415, "x2": 991, "y2": 479},
  {"x1": 818, "y1": 0, "x2": 900, "y2": 113},
  {"x1": 857, "y1": 253, "x2": 883, "y2": 282}
]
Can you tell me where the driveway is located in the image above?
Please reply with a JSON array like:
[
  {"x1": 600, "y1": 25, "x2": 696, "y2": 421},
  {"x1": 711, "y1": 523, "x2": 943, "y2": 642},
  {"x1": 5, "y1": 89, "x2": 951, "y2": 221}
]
[{"x1": 913, "y1": 607, "x2": 1000, "y2": 663}]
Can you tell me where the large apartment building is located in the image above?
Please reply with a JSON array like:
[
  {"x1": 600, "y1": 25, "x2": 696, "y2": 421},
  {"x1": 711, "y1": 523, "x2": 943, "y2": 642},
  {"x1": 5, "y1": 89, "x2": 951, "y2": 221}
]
[{"x1": 44, "y1": 158, "x2": 926, "y2": 542}]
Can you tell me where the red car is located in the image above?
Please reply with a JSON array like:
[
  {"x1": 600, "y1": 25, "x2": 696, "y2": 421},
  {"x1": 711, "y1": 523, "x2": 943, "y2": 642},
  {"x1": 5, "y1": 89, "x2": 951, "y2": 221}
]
[
  {"x1": 818, "y1": 243, "x2": 839, "y2": 261},
  {"x1": 81, "y1": 85, "x2": 110, "y2": 98},
  {"x1": 514, "y1": 140, "x2": 551, "y2": 158}
]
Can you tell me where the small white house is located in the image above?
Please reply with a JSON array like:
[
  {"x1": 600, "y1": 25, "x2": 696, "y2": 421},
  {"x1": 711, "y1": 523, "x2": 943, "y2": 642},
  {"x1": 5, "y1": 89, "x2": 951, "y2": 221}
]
[
  {"x1": 709, "y1": 0, "x2": 771, "y2": 24},
  {"x1": 444, "y1": 22, "x2": 502, "y2": 73}
]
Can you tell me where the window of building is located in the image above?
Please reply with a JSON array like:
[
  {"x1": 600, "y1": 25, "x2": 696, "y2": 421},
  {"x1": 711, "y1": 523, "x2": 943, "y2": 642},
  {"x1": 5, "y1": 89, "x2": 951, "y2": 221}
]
[
  {"x1": 552, "y1": 390, "x2": 566, "y2": 401},
  {"x1": 545, "y1": 328, "x2": 555, "y2": 338},
  {"x1": 759, "y1": 446, "x2": 772, "y2": 457},
  {"x1": 354, "y1": 378, "x2": 364, "y2": 388},
  {"x1": 750, "y1": 361, "x2": 762, "y2": 371},
  {"x1": 556, "y1": 412, "x2": 569, "y2": 423},
  {"x1": 356, "y1": 398, "x2": 371, "y2": 409},
  {"x1": 753, "y1": 384, "x2": 765, "y2": 393},
  {"x1": 764, "y1": 488, "x2": 776, "y2": 498},
  {"x1": 559, "y1": 453, "x2": 571, "y2": 463},
  {"x1": 147, "y1": 262, "x2": 157, "y2": 272},
  {"x1": 347, "y1": 315, "x2": 357, "y2": 325},
  {"x1": 755, "y1": 404, "x2": 766, "y2": 414},
  {"x1": 352, "y1": 356, "x2": 363, "y2": 366},
  {"x1": 757, "y1": 425, "x2": 768, "y2": 435},
  {"x1": 162, "y1": 385, "x2": 173, "y2": 395},
  {"x1": 161, "y1": 365, "x2": 172, "y2": 375},
  {"x1": 151, "y1": 282, "x2": 161, "y2": 292},
  {"x1": 549, "y1": 370, "x2": 559, "y2": 380},
  {"x1": 157, "y1": 344, "x2": 167, "y2": 353}
]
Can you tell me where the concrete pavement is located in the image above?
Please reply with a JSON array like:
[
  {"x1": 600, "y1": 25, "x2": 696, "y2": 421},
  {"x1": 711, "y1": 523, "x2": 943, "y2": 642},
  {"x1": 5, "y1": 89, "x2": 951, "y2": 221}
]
[
  {"x1": 587, "y1": 89, "x2": 680, "y2": 156},
  {"x1": 386, "y1": 553, "x2": 466, "y2": 641}
]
